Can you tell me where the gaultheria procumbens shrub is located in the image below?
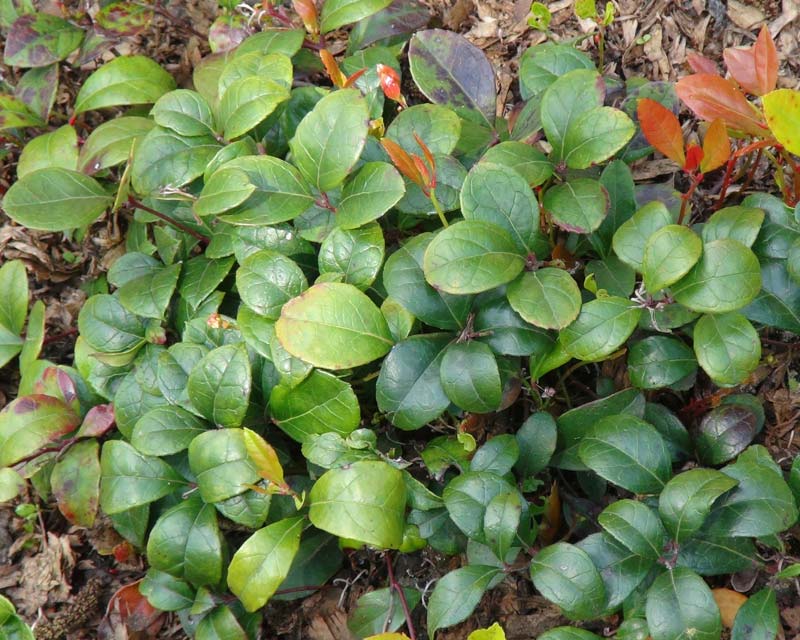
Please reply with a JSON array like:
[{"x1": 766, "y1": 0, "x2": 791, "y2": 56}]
[{"x1": 2, "y1": 1, "x2": 800, "y2": 638}]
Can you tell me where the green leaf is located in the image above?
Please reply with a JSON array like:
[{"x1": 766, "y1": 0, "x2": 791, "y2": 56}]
[
  {"x1": 385, "y1": 103, "x2": 461, "y2": 156},
  {"x1": 483, "y1": 491, "x2": 522, "y2": 560},
  {"x1": 676, "y1": 535, "x2": 756, "y2": 576},
  {"x1": 336, "y1": 162, "x2": 405, "y2": 229},
  {"x1": 658, "y1": 468, "x2": 738, "y2": 543},
  {"x1": 507, "y1": 269, "x2": 581, "y2": 330},
  {"x1": 147, "y1": 495, "x2": 223, "y2": 586},
  {"x1": 318, "y1": 223, "x2": 385, "y2": 290},
  {"x1": 543, "y1": 178, "x2": 608, "y2": 234},
  {"x1": 320, "y1": 0, "x2": 392, "y2": 32},
  {"x1": 3, "y1": 168, "x2": 112, "y2": 231},
  {"x1": 563, "y1": 106, "x2": 635, "y2": 169},
  {"x1": 427, "y1": 565, "x2": 502, "y2": 638},
  {"x1": 236, "y1": 29, "x2": 305, "y2": 58},
  {"x1": 612, "y1": 201, "x2": 674, "y2": 270},
  {"x1": 642, "y1": 225, "x2": 703, "y2": 293},
  {"x1": 131, "y1": 406, "x2": 207, "y2": 456},
  {"x1": 0, "y1": 394, "x2": 80, "y2": 466},
  {"x1": 131, "y1": 126, "x2": 220, "y2": 196},
  {"x1": 179, "y1": 255, "x2": 235, "y2": 310},
  {"x1": 584, "y1": 257, "x2": 636, "y2": 297},
  {"x1": 440, "y1": 341, "x2": 502, "y2": 413},
  {"x1": 273, "y1": 530, "x2": 343, "y2": 601},
  {"x1": 100, "y1": 440, "x2": 183, "y2": 514},
  {"x1": 78, "y1": 116, "x2": 154, "y2": 174},
  {"x1": 530, "y1": 542, "x2": 606, "y2": 620},
  {"x1": 227, "y1": 516, "x2": 304, "y2": 611},
  {"x1": 270, "y1": 371, "x2": 360, "y2": 443},
  {"x1": 515, "y1": 412, "x2": 557, "y2": 477},
  {"x1": 396, "y1": 154, "x2": 466, "y2": 215},
  {"x1": 3, "y1": 13, "x2": 83, "y2": 67},
  {"x1": 577, "y1": 533, "x2": 652, "y2": 611},
  {"x1": 423, "y1": 221, "x2": 525, "y2": 295},
  {"x1": 443, "y1": 471, "x2": 516, "y2": 541},
  {"x1": 383, "y1": 233, "x2": 473, "y2": 331},
  {"x1": 578, "y1": 415, "x2": 672, "y2": 494},
  {"x1": 672, "y1": 240, "x2": 761, "y2": 313},
  {"x1": 744, "y1": 260, "x2": 800, "y2": 334},
  {"x1": 706, "y1": 449, "x2": 799, "y2": 538},
  {"x1": 560, "y1": 297, "x2": 641, "y2": 362},
  {"x1": 117, "y1": 262, "x2": 180, "y2": 320},
  {"x1": 409, "y1": 29, "x2": 496, "y2": 123},
  {"x1": 376, "y1": 334, "x2": 452, "y2": 431},
  {"x1": 348, "y1": 587, "x2": 421, "y2": 638},
  {"x1": 289, "y1": 89, "x2": 369, "y2": 192},
  {"x1": 645, "y1": 568, "x2": 721, "y2": 640},
  {"x1": 541, "y1": 69, "x2": 602, "y2": 160},
  {"x1": 75, "y1": 55, "x2": 176, "y2": 113},
  {"x1": 50, "y1": 439, "x2": 100, "y2": 527},
  {"x1": 461, "y1": 162, "x2": 540, "y2": 254},
  {"x1": 0, "y1": 327, "x2": 23, "y2": 370},
  {"x1": 0, "y1": 260, "x2": 28, "y2": 335},
  {"x1": 16, "y1": 125, "x2": 78, "y2": 178},
  {"x1": 693, "y1": 312, "x2": 761, "y2": 386},
  {"x1": 701, "y1": 206, "x2": 764, "y2": 248},
  {"x1": 0, "y1": 468, "x2": 25, "y2": 503},
  {"x1": 308, "y1": 461, "x2": 406, "y2": 548},
  {"x1": 479, "y1": 141, "x2": 553, "y2": 187},
  {"x1": 188, "y1": 428, "x2": 259, "y2": 503},
  {"x1": 474, "y1": 297, "x2": 555, "y2": 357},
  {"x1": 0, "y1": 94, "x2": 44, "y2": 130},
  {"x1": 237, "y1": 250, "x2": 307, "y2": 320},
  {"x1": 695, "y1": 404, "x2": 758, "y2": 465},
  {"x1": 13, "y1": 64, "x2": 58, "y2": 122},
  {"x1": 598, "y1": 499, "x2": 667, "y2": 561},
  {"x1": 538, "y1": 629, "x2": 602, "y2": 640},
  {"x1": 151, "y1": 89, "x2": 216, "y2": 137},
  {"x1": 219, "y1": 77, "x2": 289, "y2": 140},
  {"x1": 731, "y1": 589, "x2": 778, "y2": 640},
  {"x1": 471, "y1": 435, "x2": 519, "y2": 476},
  {"x1": 519, "y1": 42, "x2": 594, "y2": 100},
  {"x1": 139, "y1": 569, "x2": 195, "y2": 612},
  {"x1": 627, "y1": 336, "x2": 697, "y2": 389},
  {"x1": 347, "y1": 0, "x2": 429, "y2": 52},
  {"x1": 276, "y1": 282, "x2": 393, "y2": 370},
  {"x1": 219, "y1": 52, "x2": 293, "y2": 94},
  {"x1": 187, "y1": 344, "x2": 251, "y2": 428}
]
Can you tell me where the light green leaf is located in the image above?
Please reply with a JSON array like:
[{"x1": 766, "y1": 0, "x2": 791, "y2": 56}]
[
  {"x1": 560, "y1": 297, "x2": 641, "y2": 362},
  {"x1": 0, "y1": 260, "x2": 28, "y2": 335},
  {"x1": 3, "y1": 168, "x2": 112, "y2": 231},
  {"x1": 187, "y1": 344, "x2": 251, "y2": 428},
  {"x1": 117, "y1": 263, "x2": 181, "y2": 320},
  {"x1": 427, "y1": 566, "x2": 502, "y2": 638},
  {"x1": 0, "y1": 394, "x2": 80, "y2": 466},
  {"x1": 439, "y1": 341, "x2": 502, "y2": 413},
  {"x1": 612, "y1": 201, "x2": 674, "y2": 271},
  {"x1": 16, "y1": 125, "x2": 78, "y2": 178},
  {"x1": 336, "y1": 162, "x2": 405, "y2": 229},
  {"x1": 219, "y1": 77, "x2": 289, "y2": 140},
  {"x1": 543, "y1": 178, "x2": 608, "y2": 234},
  {"x1": 320, "y1": 0, "x2": 392, "y2": 32},
  {"x1": 693, "y1": 312, "x2": 761, "y2": 386},
  {"x1": 701, "y1": 206, "x2": 764, "y2": 248},
  {"x1": 78, "y1": 116, "x2": 154, "y2": 174},
  {"x1": 507, "y1": 268, "x2": 581, "y2": 330},
  {"x1": 188, "y1": 428, "x2": 259, "y2": 503},
  {"x1": 151, "y1": 89, "x2": 216, "y2": 137},
  {"x1": 308, "y1": 461, "x2": 406, "y2": 548},
  {"x1": 50, "y1": 439, "x2": 101, "y2": 527},
  {"x1": 227, "y1": 516, "x2": 304, "y2": 611},
  {"x1": 642, "y1": 225, "x2": 703, "y2": 293},
  {"x1": 479, "y1": 141, "x2": 553, "y2": 187},
  {"x1": 385, "y1": 103, "x2": 461, "y2": 156},
  {"x1": 563, "y1": 106, "x2": 635, "y2": 169},
  {"x1": 131, "y1": 406, "x2": 207, "y2": 456},
  {"x1": 541, "y1": 68, "x2": 602, "y2": 160},
  {"x1": 237, "y1": 250, "x2": 307, "y2": 320},
  {"x1": 276, "y1": 282, "x2": 393, "y2": 370},
  {"x1": 75, "y1": 55, "x2": 176, "y2": 113},
  {"x1": 443, "y1": 471, "x2": 516, "y2": 541}
]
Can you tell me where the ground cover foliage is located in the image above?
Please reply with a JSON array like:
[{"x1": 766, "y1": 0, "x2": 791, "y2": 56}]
[{"x1": 1, "y1": 0, "x2": 800, "y2": 638}]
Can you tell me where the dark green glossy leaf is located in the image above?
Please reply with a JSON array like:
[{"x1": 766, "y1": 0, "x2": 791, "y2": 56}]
[
  {"x1": 480, "y1": 141, "x2": 553, "y2": 187},
  {"x1": 471, "y1": 435, "x2": 519, "y2": 476},
  {"x1": 237, "y1": 250, "x2": 307, "y2": 320},
  {"x1": 695, "y1": 405, "x2": 758, "y2": 465},
  {"x1": 318, "y1": 223, "x2": 385, "y2": 290},
  {"x1": 515, "y1": 412, "x2": 557, "y2": 477},
  {"x1": 543, "y1": 178, "x2": 608, "y2": 234},
  {"x1": 578, "y1": 415, "x2": 672, "y2": 494},
  {"x1": 100, "y1": 440, "x2": 184, "y2": 514},
  {"x1": 427, "y1": 565, "x2": 502, "y2": 638},
  {"x1": 131, "y1": 406, "x2": 207, "y2": 456},
  {"x1": 347, "y1": 0, "x2": 429, "y2": 52},
  {"x1": 440, "y1": 341, "x2": 502, "y2": 413},
  {"x1": 676, "y1": 535, "x2": 756, "y2": 576},
  {"x1": 195, "y1": 605, "x2": 248, "y2": 640},
  {"x1": 187, "y1": 344, "x2": 251, "y2": 428},
  {"x1": 598, "y1": 499, "x2": 667, "y2": 561},
  {"x1": 117, "y1": 263, "x2": 180, "y2": 320},
  {"x1": 560, "y1": 297, "x2": 641, "y2": 362},
  {"x1": 628, "y1": 336, "x2": 697, "y2": 390},
  {"x1": 474, "y1": 296, "x2": 555, "y2": 357},
  {"x1": 347, "y1": 587, "x2": 420, "y2": 638},
  {"x1": 731, "y1": 589, "x2": 779, "y2": 640},
  {"x1": 139, "y1": 569, "x2": 195, "y2": 612},
  {"x1": 188, "y1": 428, "x2": 258, "y2": 503},
  {"x1": 612, "y1": 202, "x2": 674, "y2": 271},
  {"x1": 693, "y1": 312, "x2": 761, "y2": 386},
  {"x1": 585, "y1": 256, "x2": 636, "y2": 297},
  {"x1": 443, "y1": 471, "x2": 515, "y2": 541},
  {"x1": 376, "y1": 334, "x2": 451, "y2": 430},
  {"x1": 530, "y1": 542, "x2": 607, "y2": 620},
  {"x1": 336, "y1": 162, "x2": 405, "y2": 229},
  {"x1": 743, "y1": 260, "x2": 800, "y2": 333},
  {"x1": 642, "y1": 225, "x2": 702, "y2": 293},
  {"x1": 645, "y1": 568, "x2": 721, "y2": 640}
]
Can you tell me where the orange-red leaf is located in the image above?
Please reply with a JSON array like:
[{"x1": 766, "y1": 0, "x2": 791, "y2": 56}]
[
  {"x1": 637, "y1": 98, "x2": 685, "y2": 165},
  {"x1": 684, "y1": 143, "x2": 704, "y2": 173},
  {"x1": 712, "y1": 588, "x2": 747, "y2": 628},
  {"x1": 376, "y1": 63, "x2": 402, "y2": 102},
  {"x1": 343, "y1": 67, "x2": 367, "y2": 88},
  {"x1": 723, "y1": 26, "x2": 777, "y2": 97},
  {"x1": 320, "y1": 49, "x2": 345, "y2": 88},
  {"x1": 687, "y1": 51, "x2": 718, "y2": 75},
  {"x1": 676, "y1": 74, "x2": 767, "y2": 136},
  {"x1": 381, "y1": 138, "x2": 424, "y2": 187},
  {"x1": 700, "y1": 119, "x2": 731, "y2": 172},
  {"x1": 292, "y1": 0, "x2": 318, "y2": 34}
]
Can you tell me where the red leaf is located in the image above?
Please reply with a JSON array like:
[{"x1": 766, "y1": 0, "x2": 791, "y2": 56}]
[
  {"x1": 723, "y1": 26, "x2": 776, "y2": 97},
  {"x1": 343, "y1": 67, "x2": 367, "y2": 88},
  {"x1": 683, "y1": 143, "x2": 704, "y2": 173},
  {"x1": 376, "y1": 63, "x2": 402, "y2": 102},
  {"x1": 637, "y1": 98, "x2": 685, "y2": 165},
  {"x1": 99, "y1": 582, "x2": 164, "y2": 640},
  {"x1": 700, "y1": 119, "x2": 731, "y2": 173},
  {"x1": 753, "y1": 25, "x2": 778, "y2": 95},
  {"x1": 381, "y1": 138, "x2": 424, "y2": 187},
  {"x1": 687, "y1": 51, "x2": 718, "y2": 75},
  {"x1": 76, "y1": 403, "x2": 116, "y2": 438},
  {"x1": 675, "y1": 74, "x2": 767, "y2": 136}
]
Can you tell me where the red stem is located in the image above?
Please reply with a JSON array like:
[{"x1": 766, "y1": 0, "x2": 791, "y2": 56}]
[
  {"x1": 127, "y1": 196, "x2": 209, "y2": 244},
  {"x1": 385, "y1": 553, "x2": 417, "y2": 640},
  {"x1": 715, "y1": 139, "x2": 777, "y2": 210},
  {"x1": 677, "y1": 173, "x2": 703, "y2": 225}
]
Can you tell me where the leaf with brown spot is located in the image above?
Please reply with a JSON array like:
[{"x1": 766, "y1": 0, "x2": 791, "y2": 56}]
[
  {"x1": 51, "y1": 439, "x2": 101, "y2": 527},
  {"x1": 14, "y1": 63, "x2": 58, "y2": 121},
  {"x1": 3, "y1": 13, "x2": 84, "y2": 68},
  {"x1": 95, "y1": 1, "x2": 153, "y2": 37}
]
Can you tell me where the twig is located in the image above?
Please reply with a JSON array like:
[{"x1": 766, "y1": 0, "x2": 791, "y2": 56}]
[
  {"x1": 127, "y1": 196, "x2": 209, "y2": 244},
  {"x1": 386, "y1": 552, "x2": 417, "y2": 640}
]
